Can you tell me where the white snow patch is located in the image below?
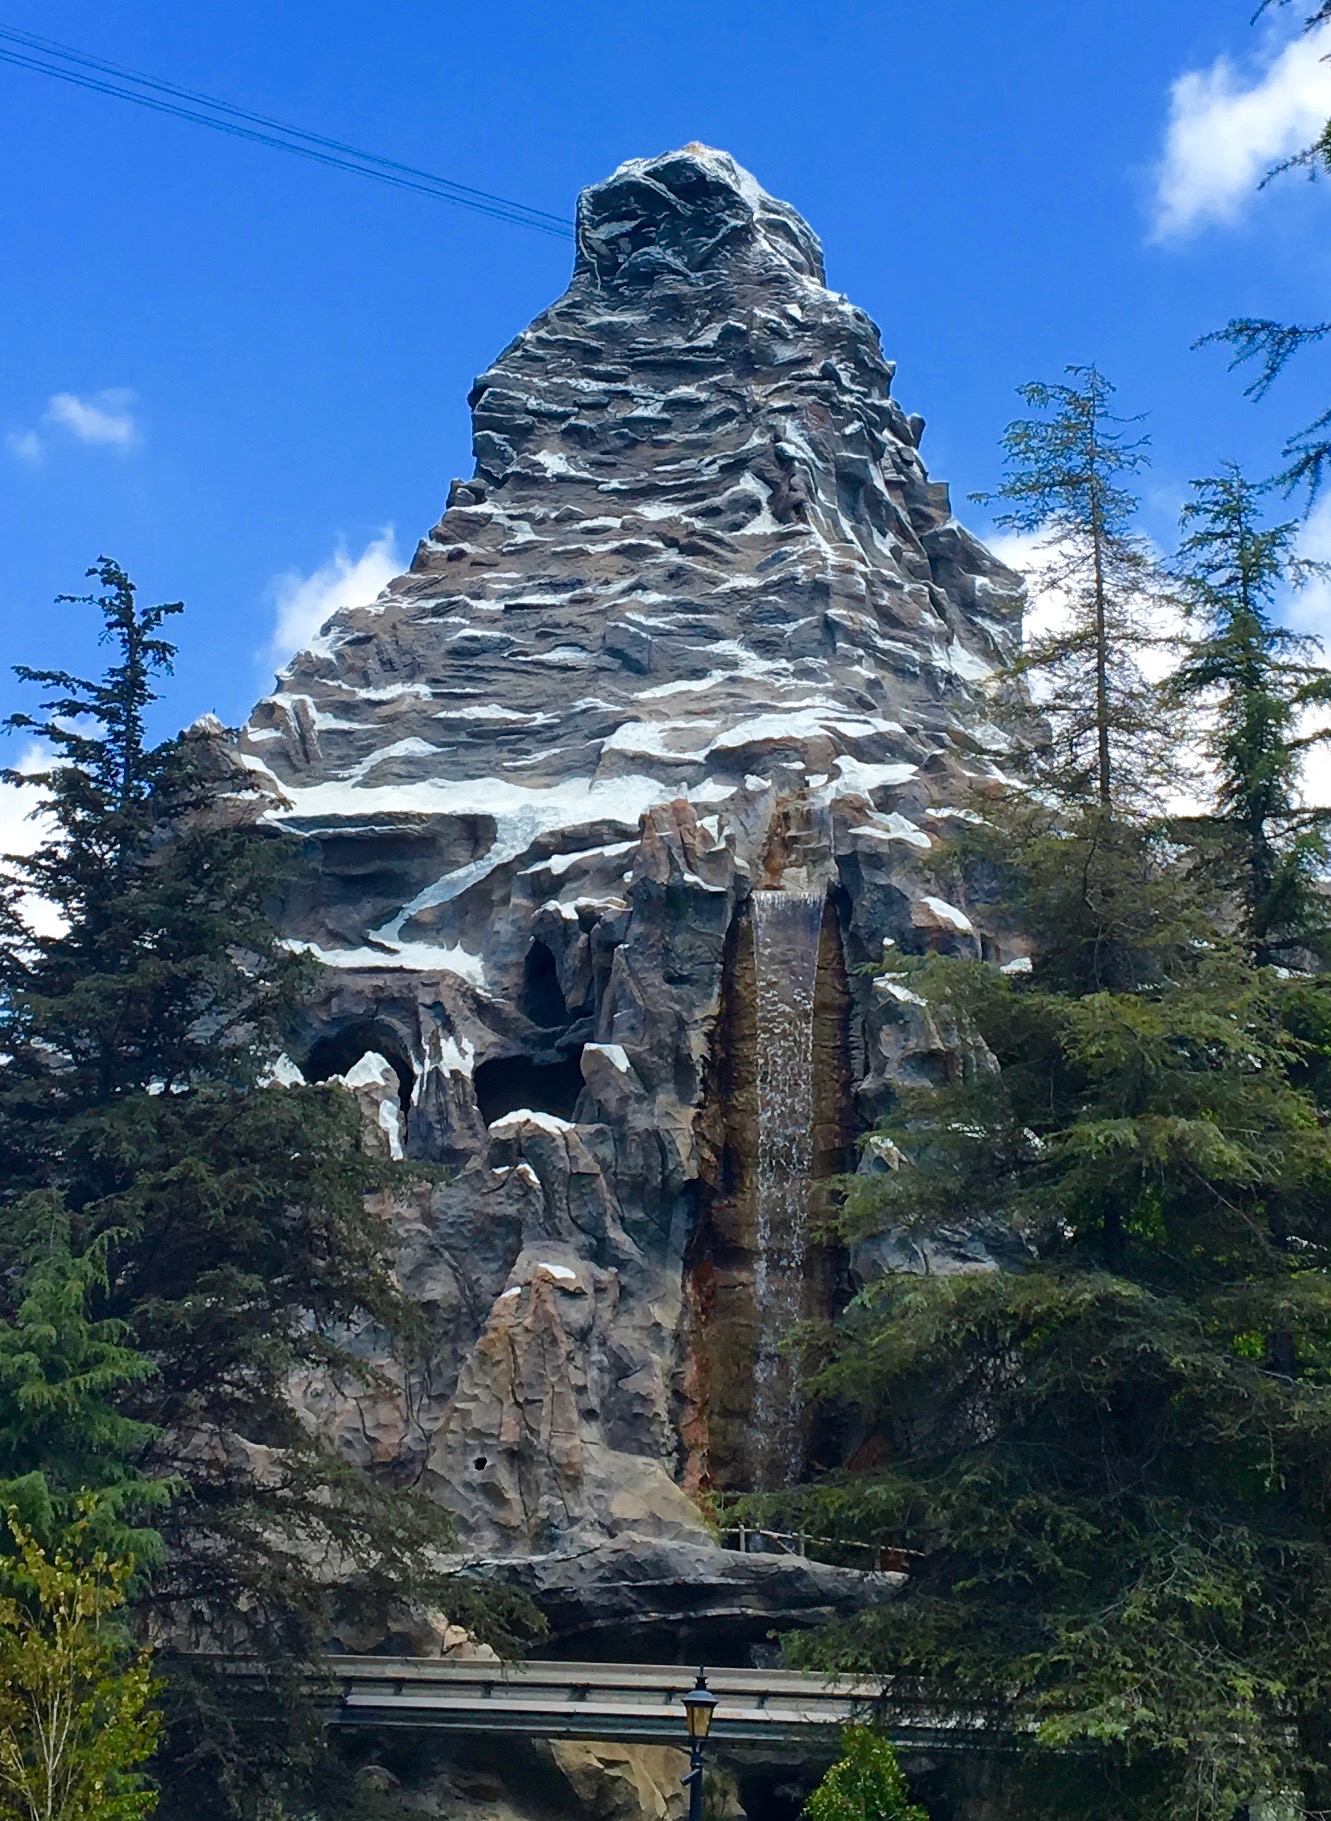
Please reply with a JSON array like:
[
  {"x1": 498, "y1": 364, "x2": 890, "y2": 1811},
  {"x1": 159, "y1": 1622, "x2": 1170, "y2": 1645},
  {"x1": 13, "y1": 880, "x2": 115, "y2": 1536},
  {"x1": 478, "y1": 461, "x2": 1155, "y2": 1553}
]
[
  {"x1": 428, "y1": 1031, "x2": 476, "y2": 1077},
  {"x1": 536, "y1": 1261, "x2": 579, "y2": 1285},
  {"x1": 709, "y1": 707, "x2": 897, "y2": 753},
  {"x1": 584, "y1": 1041, "x2": 631, "y2": 1074},
  {"x1": 631, "y1": 499, "x2": 691, "y2": 521},
  {"x1": 286, "y1": 937, "x2": 486, "y2": 985},
  {"x1": 921, "y1": 895, "x2": 975, "y2": 933},
  {"x1": 690, "y1": 780, "x2": 738, "y2": 806},
  {"x1": 940, "y1": 640, "x2": 994, "y2": 682},
  {"x1": 437, "y1": 703, "x2": 559, "y2": 725},
  {"x1": 852, "y1": 816, "x2": 932, "y2": 850},
  {"x1": 529, "y1": 839, "x2": 639, "y2": 878},
  {"x1": 340, "y1": 1051, "x2": 395, "y2": 1091},
  {"x1": 488, "y1": 1108, "x2": 577, "y2": 1137},
  {"x1": 601, "y1": 719, "x2": 705, "y2": 759},
  {"x1": 341, "y1": 737, "x2": 444, "y2": 783},
  {"x1": 378, "y1": 1098, "x2": 405, "y2": 1159},
  {"x1": 876, "y1": 978, "x2": 926, "y2": 1007},
  {"x1": 1001, "y1": 955, "x2": 1033, "y2": 976},
  {"x1": 830, "y1": 756, "x2": 920, "y2": 797},
  {"x1": 323, "y1": 682, "x2": 434, "y2": 704},
  {"x1": 531, "y1": 449, "x2": 580, "y2": 476},
  {"x1": 731, "y1": 471, "x2": 784, "y2": 536}
]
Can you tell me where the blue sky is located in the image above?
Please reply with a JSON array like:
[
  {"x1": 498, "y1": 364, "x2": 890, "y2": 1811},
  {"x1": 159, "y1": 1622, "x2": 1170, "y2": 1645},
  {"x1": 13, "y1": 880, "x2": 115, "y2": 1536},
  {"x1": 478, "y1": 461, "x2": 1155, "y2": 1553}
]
[{"x1": 1, "y1": 0, "x2": 1329, "y2": 781}]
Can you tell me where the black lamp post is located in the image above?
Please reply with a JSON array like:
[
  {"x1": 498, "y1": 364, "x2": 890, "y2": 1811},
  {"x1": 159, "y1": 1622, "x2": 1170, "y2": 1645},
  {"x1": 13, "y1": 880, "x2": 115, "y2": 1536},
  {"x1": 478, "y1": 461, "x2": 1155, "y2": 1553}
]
[{"x1": 680, "y1": 1667, "x2": 718, "y2": 1821}]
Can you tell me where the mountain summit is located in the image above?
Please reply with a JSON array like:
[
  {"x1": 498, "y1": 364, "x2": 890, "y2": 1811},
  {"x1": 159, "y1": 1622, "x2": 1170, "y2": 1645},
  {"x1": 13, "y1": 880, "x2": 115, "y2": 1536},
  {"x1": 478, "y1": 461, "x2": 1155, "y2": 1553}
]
[{"x1": 241, "y1": 143, "x2": 1019, "y2": 981}]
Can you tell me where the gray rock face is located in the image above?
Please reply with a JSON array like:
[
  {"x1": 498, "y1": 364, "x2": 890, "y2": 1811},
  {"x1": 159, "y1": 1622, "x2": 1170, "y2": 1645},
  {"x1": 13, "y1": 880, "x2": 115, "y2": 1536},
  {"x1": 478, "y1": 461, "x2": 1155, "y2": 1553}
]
[{"x1": 236, "y1": 145, "x2": 1022, "y2": 1658}]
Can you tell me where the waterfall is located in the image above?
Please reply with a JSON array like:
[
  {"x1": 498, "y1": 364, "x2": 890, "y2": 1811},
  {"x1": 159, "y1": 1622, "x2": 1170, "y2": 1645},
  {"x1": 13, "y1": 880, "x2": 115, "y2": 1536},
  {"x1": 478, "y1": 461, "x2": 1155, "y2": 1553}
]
[{"x1": 748, "y1": 888, "x2": 825, "y2": 1489}]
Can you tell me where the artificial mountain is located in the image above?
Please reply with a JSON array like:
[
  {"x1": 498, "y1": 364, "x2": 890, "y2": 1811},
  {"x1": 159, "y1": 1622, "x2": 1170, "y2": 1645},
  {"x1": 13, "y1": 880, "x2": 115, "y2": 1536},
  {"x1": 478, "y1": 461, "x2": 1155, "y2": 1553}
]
[{"x1": 226, "y1": 143, "x2": 1022, "y2": 1815}]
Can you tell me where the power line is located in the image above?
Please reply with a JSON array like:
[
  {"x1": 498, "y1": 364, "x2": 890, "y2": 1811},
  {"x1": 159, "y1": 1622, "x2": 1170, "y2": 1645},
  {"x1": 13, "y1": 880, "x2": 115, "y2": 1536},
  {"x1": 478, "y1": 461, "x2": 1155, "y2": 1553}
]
[{"x1": 0, "y1": 24, "x2": 574, "y2": 239}]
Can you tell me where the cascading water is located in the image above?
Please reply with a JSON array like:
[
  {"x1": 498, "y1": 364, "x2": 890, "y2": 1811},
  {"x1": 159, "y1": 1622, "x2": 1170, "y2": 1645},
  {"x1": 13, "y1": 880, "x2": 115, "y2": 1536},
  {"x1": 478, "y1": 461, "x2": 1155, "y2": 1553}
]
[{"x1": 748, "y1": 888, "x2": 825, "y2": 1489}]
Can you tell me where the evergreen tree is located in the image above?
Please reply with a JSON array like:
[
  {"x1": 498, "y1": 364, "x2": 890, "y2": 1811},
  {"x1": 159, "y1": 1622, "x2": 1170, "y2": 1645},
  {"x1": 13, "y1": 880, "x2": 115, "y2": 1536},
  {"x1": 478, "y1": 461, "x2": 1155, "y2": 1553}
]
[
  {"x1": 973, "y1": 364, "x2": 1172, "y2": 812},
  {"x1": 1168, "y1": 464, "x2": 1331, "y2": 964},
  {"x1": 737, "y1": 421, "x2": 1331, "y2": 1814},
  {"x1": 0, "y1": 1215, "x2": 170, "y2": 1566},
  {"x1": 963, "y1": 369, "x2": 1192, "y2": 997},
  {"x1": 0, "y1": 564, "x2": 532, "y2": 1818},
  {"x1": 753, "y1": 937, "x2": 1331, "y2": 1820}
]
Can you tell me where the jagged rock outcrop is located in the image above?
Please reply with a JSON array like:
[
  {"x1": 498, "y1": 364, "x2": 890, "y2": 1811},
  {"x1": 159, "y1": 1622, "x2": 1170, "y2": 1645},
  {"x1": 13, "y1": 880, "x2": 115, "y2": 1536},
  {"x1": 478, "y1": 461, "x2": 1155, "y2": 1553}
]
[{"x1": 233, "y1": 146, "x2": 1022, "y2": 1689}]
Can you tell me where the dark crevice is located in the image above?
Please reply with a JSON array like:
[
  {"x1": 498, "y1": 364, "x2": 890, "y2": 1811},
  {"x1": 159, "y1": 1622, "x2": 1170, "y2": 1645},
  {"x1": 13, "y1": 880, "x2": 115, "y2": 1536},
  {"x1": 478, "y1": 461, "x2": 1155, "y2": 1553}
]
[
  {"x1": 305, "y1": 1020, "x2": 417, "y2": 1109},
  {"x1": 521, "y1": 940, "x2": 569, "y2": 1028},
  {"x1": 474, "y1": 1049, "x2": 585, "y2": 1126}
]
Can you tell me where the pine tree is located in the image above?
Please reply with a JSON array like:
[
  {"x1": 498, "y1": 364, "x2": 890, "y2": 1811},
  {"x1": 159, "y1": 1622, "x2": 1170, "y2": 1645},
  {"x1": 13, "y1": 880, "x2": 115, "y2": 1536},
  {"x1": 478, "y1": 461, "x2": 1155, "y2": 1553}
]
[
  {"x1": 754, "y1": 937, "x2": 1331, "y2": 1820},
  {"x1": 0, "y1": 564, "x2": 533, "y2": 1818},
  {"x1": 962, "y1": 369, "x2": 1192, "y2": 997},
  {"x1": 0, "y1": 1215, "x2": 170, "y2": 1567},
  {"x1": 737, "y1": 425, "x2": 1331, "y2": 1815},
  {"x1": 973, "y1": 364, "x2": 1173, "y2": 812},
  {"x1": 1168, "y1": 464, "x2": 1331, "y2": 963}
]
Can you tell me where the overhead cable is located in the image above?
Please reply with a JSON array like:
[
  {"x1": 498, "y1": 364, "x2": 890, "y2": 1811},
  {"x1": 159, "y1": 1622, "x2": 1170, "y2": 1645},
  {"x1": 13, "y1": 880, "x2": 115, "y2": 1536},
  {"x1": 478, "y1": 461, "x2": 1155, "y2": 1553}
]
[{"x1": 0, "y1": 24, "x2": 574, "y2": 238}]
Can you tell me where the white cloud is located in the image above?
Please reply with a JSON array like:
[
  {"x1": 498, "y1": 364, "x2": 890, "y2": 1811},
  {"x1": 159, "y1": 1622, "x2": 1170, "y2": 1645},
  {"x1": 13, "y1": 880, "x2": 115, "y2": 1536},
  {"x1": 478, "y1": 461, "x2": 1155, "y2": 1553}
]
[
  {"x1": 46, "y1": 389, "x2": 138, "y2": 446},
  {"x1": 0, "y1": 744, "x2": 64, "y2": 939},
  {"x1": 264, "y1": 530, "x2": 401, "y2": 670},
  {"x1": 1293, "y1": 491, "x2": 1331, "y2": 630},
  {"x1": 1151, "y1": 24, "x2": 1331, "y2": 238},
  {"x1": 7, "y1": 388, "x2": 139, "y2": 462},
  {"x1": 989, "y1": 529, "x2": 1068, "y2": 645}
]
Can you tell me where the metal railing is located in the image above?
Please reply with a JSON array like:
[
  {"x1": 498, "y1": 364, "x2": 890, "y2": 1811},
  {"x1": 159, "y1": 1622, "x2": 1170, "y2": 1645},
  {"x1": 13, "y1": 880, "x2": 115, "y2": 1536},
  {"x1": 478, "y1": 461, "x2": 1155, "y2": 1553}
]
[{"x1": 719, "y1": 1524, "x2": 913, "y2": 1575}]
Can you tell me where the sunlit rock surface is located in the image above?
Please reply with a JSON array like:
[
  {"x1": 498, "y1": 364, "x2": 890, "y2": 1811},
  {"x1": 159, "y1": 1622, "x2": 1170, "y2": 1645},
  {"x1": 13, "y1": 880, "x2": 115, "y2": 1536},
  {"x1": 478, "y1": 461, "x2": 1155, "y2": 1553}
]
[{"x1": 236, "y1": 146, "x2": 1021, "y2": 1681}]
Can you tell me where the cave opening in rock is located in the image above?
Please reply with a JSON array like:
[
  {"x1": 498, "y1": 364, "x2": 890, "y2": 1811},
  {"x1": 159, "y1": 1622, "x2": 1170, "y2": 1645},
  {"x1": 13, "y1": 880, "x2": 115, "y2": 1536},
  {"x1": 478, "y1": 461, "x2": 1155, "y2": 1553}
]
[
  {"x1": 305, "y1": 1020, "x2": 417, "y2": 1109},
  {"x1": 474, "y1": 1049, "x2": 585, "y2": 1126},
  {"x1": 520, "y1": 939, "x2": 569, "y2": 1028}
]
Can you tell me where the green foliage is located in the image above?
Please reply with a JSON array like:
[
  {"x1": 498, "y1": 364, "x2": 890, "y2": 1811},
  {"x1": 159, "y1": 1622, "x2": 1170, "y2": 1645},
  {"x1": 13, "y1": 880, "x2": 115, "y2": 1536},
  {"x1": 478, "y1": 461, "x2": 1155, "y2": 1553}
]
[
  {"x1": 0, "y1": 1504, "x2": 160, "y2": 1821},
  {"x1": 760, "y1": 937, "x2": 1331, "y2": 1818},
  {"x1": 0, "y1": 1213, "x2": 171, "y2": 1566},
  {"x1": 803, "y1": 1729, "x2": 928, "y2": 1821},
  {"x1": 1168, "y1": 463, "x2": 1331, "y2": 963},
  {"x1": 0, "y1": 565, "x2": 538, "y2": 1818},
  {"x1": 742, "y1": 426, "x2": 1331, "y2": 1812}
]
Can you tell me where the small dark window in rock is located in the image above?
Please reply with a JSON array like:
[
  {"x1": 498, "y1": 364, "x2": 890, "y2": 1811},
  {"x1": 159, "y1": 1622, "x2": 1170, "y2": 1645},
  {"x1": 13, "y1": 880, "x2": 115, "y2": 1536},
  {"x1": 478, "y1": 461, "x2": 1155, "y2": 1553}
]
[
  {"x1": 521, "y1": 940, "x2": 568, "y2": 1028},
  {"x1": 305, "y1": 1020, "x2": 416, "y2": 1109},
  {"x1": 474, "y1": 1049, "x2": 585, "y2": 1126},
  {"x1": 473, "y1": 1456, "x2": 488, "y2": 1471}
]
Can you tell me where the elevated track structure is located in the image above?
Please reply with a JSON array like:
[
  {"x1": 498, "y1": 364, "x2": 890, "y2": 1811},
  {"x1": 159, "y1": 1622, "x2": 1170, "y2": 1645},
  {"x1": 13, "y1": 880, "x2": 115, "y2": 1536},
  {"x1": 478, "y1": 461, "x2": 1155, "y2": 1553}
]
[{"x1": 284, "y1": 1657, "x2": 965, "y2": 1751}]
